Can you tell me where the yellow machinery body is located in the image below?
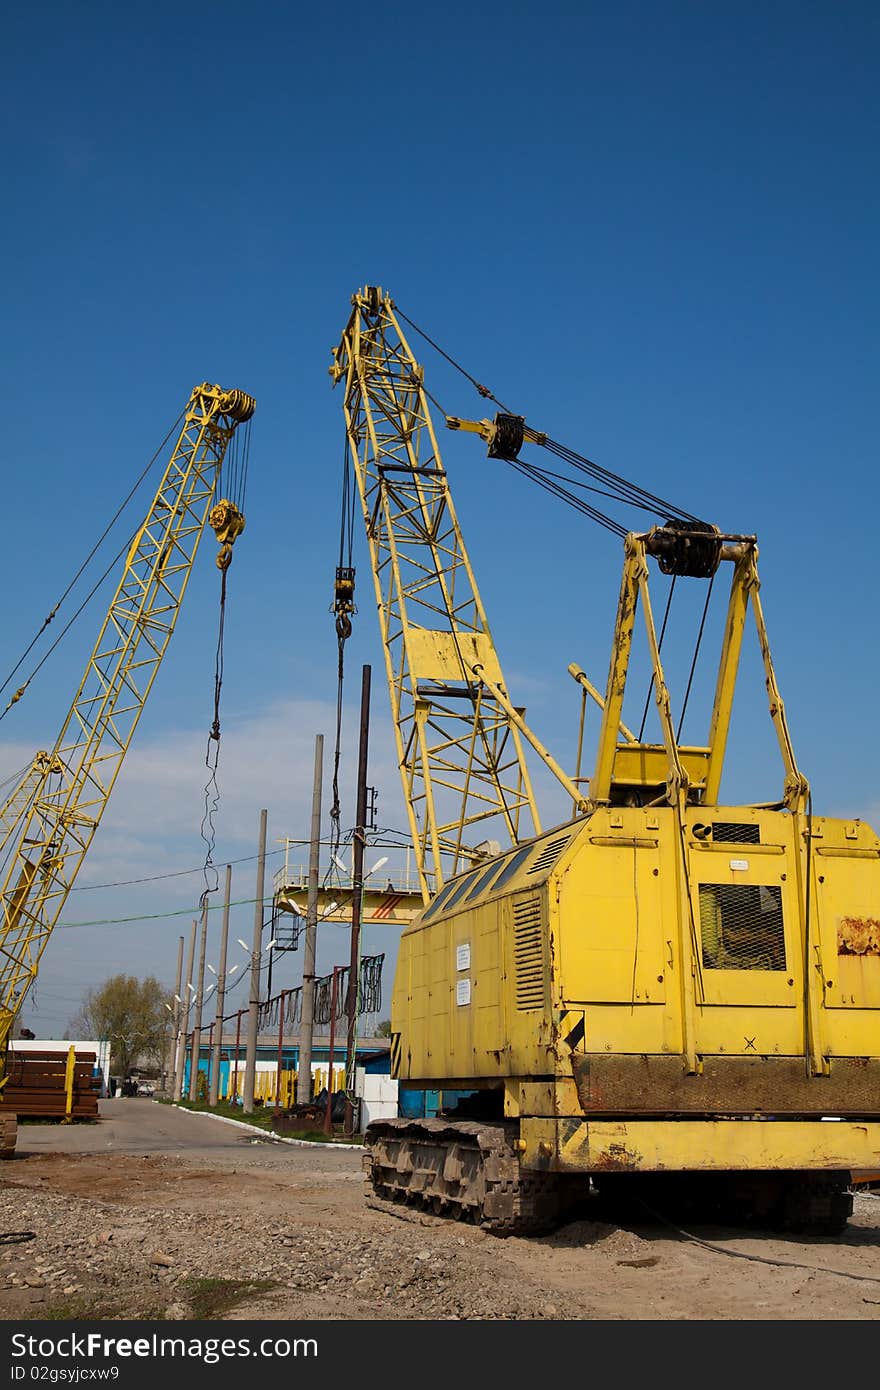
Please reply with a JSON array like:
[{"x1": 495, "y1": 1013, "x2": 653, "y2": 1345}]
[
  {"x1": 335, "y1": 286, "x2": 878, "y2": 1231},
  {"x1": 391, "y1": 804, "x2": 880, "y2": 1178}
]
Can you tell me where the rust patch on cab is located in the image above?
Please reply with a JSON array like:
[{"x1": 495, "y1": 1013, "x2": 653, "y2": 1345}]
[
  {"x1": 838, "y1": 917, "x2": 880, "y2": 956},
  {"x1": 591, "y1": 1141, "x2": 640, "y2": 1172}
]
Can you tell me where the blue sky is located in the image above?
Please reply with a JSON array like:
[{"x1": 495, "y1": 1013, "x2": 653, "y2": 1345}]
[{"x1": 2, "y1": 1, "x2": 877, "y2": 1038}]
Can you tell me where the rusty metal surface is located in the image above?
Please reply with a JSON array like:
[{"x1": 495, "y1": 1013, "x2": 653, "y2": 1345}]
[
  {"x1": 568, "y1": 1053, "x2": 880, "y2": 1117},
  {"x1": 838, "y1": 916, "x2": 880, "y2": 955},
  {"x1": 559, "y1": 1118, "x2": 643, "y2": 1171}
]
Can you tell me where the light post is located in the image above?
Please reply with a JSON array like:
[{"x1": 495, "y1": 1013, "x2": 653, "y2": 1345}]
[
  {"x1": 344, "y1": 852, "x2": 388, "y2": 1132},
  {"x1": 188, "y1": 904, "x2": 209, "y2": 1102},
  {"x1": 242, "y1": 809, "x2": 268, "y2": 1114},
  {"x1": 297, "y1": 734, "x2": 323, "y2": 1106},
  {"x1": 166, "y1": 935, "x2": 184, "y2": 1094},
  {"x1": 206, "y1": 959, "x2": 239, "y2": 1103},
  {"x1": 238, "y1": 931, "x2": 275, "y2": 1113},
  {"x1": 209, "y1": 863, "x2": 233, "y2": 1106},
  {"x1": 275, "y1": 989, "x2": 288, "y2": 1109},
  {"x1": 323, "y1": 966, "x2": 342, "y2": 1136},
  {"x1": 232, "y1": 1008, "x2": 244, "y2": 1103},
  {"x1": 174, "y1": 921, "x2": 197, "y2": 1101},
  {"x1": 344, "y1": 664, "x2": 370, "y2": 1138},
  {"x1": 163, "y1": 999, "x2": 177, "y2": 1095}
]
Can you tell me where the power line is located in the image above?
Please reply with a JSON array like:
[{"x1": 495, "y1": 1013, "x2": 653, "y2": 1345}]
[
  {"x1": 0, "y1": 410, "x2": 185, "y2": 710},
  {"x1": 57, "y1": 892, "x2": 389, "y2": 932},
  {"x1": 58, "y1": 895, "x2": 266, "y2": 929},
  {"x1": 67, "y1": 829, "x2": 413, "y2": 894},
  {"x1": 69, "y1": 848, "x2": 288, "y2": 893}
]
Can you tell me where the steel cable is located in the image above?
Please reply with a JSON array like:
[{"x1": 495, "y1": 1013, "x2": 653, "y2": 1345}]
[
  {"x1": 0, "y1": 534, "x2": 133, "y2": 724},
  {"x1": 676, "y1": 572, "x2": 715, "y2": 742},
  {"x1": 637, "y1": 576, "x2": 677, "y2": 741},
  {"x1": 396, "y1": 298, "x2": 702, "y2": 531},
  {"x1": 0, "y1": 410, "x2": 185, "y2": 707}
]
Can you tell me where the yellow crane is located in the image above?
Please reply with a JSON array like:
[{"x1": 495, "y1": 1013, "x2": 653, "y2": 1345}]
[
  {"x1": 0, "y1": 753, "x2": 63, "y2": 852},
  {"x1": 0, "y1": 382, "x2": 254, "y2": 1154},
  {"x1": 330, "y1": 288, "x2": 582, "y2": 900},
  {"x1": 334, "y1": 286, "x2": 880, "y2": 1235}
]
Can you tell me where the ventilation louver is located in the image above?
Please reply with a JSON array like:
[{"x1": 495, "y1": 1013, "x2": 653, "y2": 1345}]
[
  {"x1": 526, "y1": 835, "x2": 572, "y2": 875},
  {"x1": 513, "y1": 896, "x2": 545, "y2": 1009}
]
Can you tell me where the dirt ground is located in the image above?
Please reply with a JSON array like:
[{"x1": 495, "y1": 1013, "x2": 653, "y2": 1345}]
[{"x1": 1, "y1": 1104, "x2": 879, "y2": 1322}]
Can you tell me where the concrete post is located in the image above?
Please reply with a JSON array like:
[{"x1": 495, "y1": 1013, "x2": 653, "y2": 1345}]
[
  {"x1": 166, "y1": 934, "x2": 184, "y2": 1094},
  {"x1": 297, "y1": 735, "x2": 323, "y2": 1104},
  {"x1": 188, "y1": 902, "x2": 208, "y2": 1102},
  {"x1": 242, "y1": 808, "x2": 268, "y2": 1112},
  {"x1": 344, "y1": 665, "x2": 371, "y2": 1135},
  {"x1": 209, "y1": 864, "x2": 232, "y2": 1106},
  {"x1": 174, "y1": 921, "x2": 197, "y2": 1101}
]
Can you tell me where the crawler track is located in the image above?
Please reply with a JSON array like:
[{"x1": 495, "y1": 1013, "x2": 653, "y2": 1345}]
[
  {"x1": 364, "y1": 1118, "x2": 563, "y2": 1236},
  {"x1": 365, "y1": 1121, "x2": 855, "y2": 1238}
]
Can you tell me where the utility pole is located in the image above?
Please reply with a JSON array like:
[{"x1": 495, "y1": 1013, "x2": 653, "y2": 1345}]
[
  {"x1": 209, "y1": 864, "x2": 232, "y2": 1106},
  {"x1": 242, "y1": 808, "x2": 268, "y2": 1113},
  {"x1": 231, "y1": 1008, "x2": 243, "y2": 1102},
  {"x1": 275, "y1": 988, "x2": 288, "y2": 1109},
  {"x1": 174, "y1": 920, "x2": 197, "y2": 1101},
  {"x1": 344, "y1": 664, "x2": 371, "y2": 1136},
  {"x1": 297, "y1": 734, "x2": 323, "y2": 1104},
  {"x1": 188, "y1": 901, "x2": 208, "y2": 1102},
  {"x1": 323, "y1": 966, "x2": 341, "y2": 1135},
  {"x1": 166, "y1": 934, "x2": 184, "y2": 1095}
]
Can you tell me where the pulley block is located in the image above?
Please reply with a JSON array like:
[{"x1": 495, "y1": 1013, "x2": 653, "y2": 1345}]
[
  {"x1": 649, "y1": 519, "x2": 722, "y2": 578},
  {"x1": 488, "y1": 413, "x2": 526, "y2": 460}
]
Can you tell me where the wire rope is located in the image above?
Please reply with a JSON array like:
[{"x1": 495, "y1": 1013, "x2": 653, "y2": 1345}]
[
  {"x1": 0, "y1": 760, "x2": 33, "y2": 797},
  {"x1": 637, "y1": 576, "x2": 676, "y2": 741},
  {"x1": 328, "y1": 435, "x2": 357, "y2": 880},
  {"x1": 505, "y1": 456, "x2": 627, "y2": 536},
  {"x1": 397, "y1": 298, "x2": 702, "y2": 533},
  {"x1": 636, "y1": 1198, "x2": 880, "y2": 1286},
  {"x1": 0, "y1": 410, "x2": 185, "y2": 707},
  {"x1": 0, "y1": 534, "x2": 133, "y2": 724},
  {"x1": 196, "y1": 420, "x2": 252, "y2": 915},
  {"x1": 676, "y1": 572, "x2": 715, "y2": 742},
  {"x1": 394, "y1": 307, "x2": 513, "y2": 414}
]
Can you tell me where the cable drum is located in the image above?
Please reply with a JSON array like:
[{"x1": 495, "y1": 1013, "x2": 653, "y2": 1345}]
[
  {"x1": 488, "y1": 414, "x2": 526, "y2": 460},
  {"x1": 219, "y1": 389, "x2": 256, "y2": 423},
  {"x1": 650, "y1": 520, "x2": 723, "y2": 579}
]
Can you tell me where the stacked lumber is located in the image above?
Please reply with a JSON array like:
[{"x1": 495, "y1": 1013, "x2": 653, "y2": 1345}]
[
  {"x1": 0, "y1": 1114, "x2": 16, "y2": 1158},
  {"x1": 0, "y1": 1049, "x2": 101, "y2": 1121}
]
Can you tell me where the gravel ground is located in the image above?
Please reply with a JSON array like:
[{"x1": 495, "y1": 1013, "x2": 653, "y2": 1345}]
[
  {"x1": 0, "y1": 1157, "x2": 584, "y2": 1321},
  {"x1": 1, "y1": 1103, "x2": 879, "y2": 1322}
]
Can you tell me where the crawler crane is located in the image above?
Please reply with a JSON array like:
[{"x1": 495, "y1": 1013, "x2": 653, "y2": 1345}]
[
  {"x1": 332, "y1": 286, "x2": 880, "y2": 1235},
  {"x1": 0, "y1": 383, "x2": 254, "y2": 1154}
]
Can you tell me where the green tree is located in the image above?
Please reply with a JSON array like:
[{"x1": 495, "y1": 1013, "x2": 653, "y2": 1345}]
[
  {"x1": 375, "y1": 1018, "x2": 392, "y2": 1037},
  {"x1": 69, "y1": 974, "x2": 170, "y2": 1077}
]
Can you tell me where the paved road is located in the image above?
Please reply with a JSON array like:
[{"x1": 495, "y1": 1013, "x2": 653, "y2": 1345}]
[{"x1": 15, "y1": 1098, "x2": 361, "y2": 1172}]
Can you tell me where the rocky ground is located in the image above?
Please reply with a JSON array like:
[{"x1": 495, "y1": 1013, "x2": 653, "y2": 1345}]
[{"x1": 1, "y1": 1109, "x2": 879, "y2": 1321}]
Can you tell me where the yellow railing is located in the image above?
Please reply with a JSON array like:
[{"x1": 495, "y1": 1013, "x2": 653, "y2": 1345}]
[{"x1": 219, "y1": 1065, "x2": 346, "y2": 1105}]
